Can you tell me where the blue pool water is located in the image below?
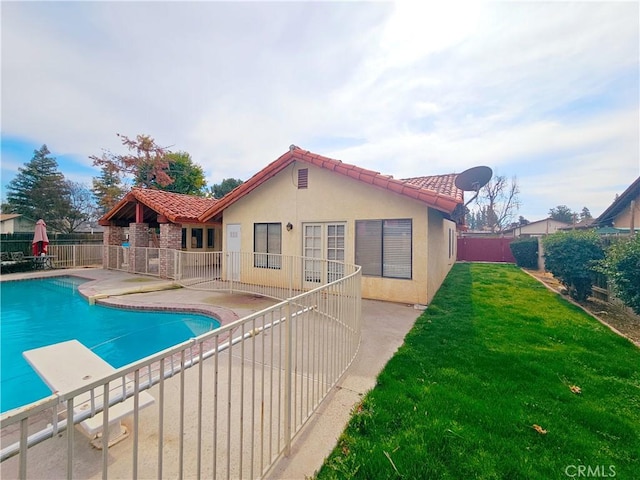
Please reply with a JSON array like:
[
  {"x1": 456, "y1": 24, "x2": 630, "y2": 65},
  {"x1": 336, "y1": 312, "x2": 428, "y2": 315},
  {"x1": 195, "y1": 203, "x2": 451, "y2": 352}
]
[{"x1": 0, "y1": 276, "x2": 220, "y2": 413}]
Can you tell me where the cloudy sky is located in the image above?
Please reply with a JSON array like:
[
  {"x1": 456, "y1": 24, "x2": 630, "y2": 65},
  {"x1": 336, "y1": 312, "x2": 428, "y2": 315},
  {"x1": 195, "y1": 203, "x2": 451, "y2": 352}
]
[{"x1": 2, "y1": 1, "x2": 638, "y2": 221}]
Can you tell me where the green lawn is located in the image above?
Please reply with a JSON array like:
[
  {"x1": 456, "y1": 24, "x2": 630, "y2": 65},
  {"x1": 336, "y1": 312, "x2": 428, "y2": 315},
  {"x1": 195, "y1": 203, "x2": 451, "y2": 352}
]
[{"x1": 316, "y1": 263, "x2": 640, "y2": 479}]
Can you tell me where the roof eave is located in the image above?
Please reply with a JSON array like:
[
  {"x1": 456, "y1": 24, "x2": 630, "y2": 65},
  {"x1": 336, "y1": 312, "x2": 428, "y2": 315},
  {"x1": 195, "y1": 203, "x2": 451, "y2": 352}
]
[
  {"x1": 98, "y1": 191, "x2": 137, "y2": 225},
  {"x1": 595, "y1": 176, "x2": 640, "y2": 226},
  {"x1": 198, "y1": 147, "x2": 463, "y2": 221},
  {"x1": 198, "y1": 150, "x2": 296, "y2": 222}
]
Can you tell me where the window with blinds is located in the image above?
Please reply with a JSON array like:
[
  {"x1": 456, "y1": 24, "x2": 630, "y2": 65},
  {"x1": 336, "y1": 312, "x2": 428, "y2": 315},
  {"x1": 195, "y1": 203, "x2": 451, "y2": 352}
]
[
  {"x1": 355, "y1": 219, "x2": 412, "y2": 279},
  {"x1": 254, "y1": 223, "x2": 282, "y2": 269}
]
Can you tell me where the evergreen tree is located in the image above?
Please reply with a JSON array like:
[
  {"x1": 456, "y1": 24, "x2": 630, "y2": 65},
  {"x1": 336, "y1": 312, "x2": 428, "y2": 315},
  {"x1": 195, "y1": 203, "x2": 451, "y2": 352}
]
[
  {"x1": 549, "y1": 205, "x2": 576, "y2": 223},
  {"x1": 5, "y1": 145, "x2": 71, "y2": 231},
  {"x1": 207, "y1": 178, "x2": 244, "y2": 199},
  {"x1": 465, "y1": 211, "x2": 477, "y2": 230},
  {"x1": 92, "y1": 163, "x2": 127, "y2": 214}
]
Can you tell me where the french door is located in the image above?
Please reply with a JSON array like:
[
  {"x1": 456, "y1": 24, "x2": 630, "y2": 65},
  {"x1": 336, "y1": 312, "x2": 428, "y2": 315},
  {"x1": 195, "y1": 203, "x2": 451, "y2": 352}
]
[{"x1": 303, "y1": 222, "x2": 345, "y2": 288}]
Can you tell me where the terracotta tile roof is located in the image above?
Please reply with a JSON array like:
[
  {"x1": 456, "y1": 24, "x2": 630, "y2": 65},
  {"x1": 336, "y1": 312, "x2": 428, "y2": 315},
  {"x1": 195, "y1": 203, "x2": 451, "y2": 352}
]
[
  {"x1": 99, "y1": 188, "x2": 217, "y2": 225},
  {"x1": 199, "y1": 146, "x2": 463, "y2": 222},
  {"x1": 401, "y1": 175, "x2": 464, "y2": 203}
]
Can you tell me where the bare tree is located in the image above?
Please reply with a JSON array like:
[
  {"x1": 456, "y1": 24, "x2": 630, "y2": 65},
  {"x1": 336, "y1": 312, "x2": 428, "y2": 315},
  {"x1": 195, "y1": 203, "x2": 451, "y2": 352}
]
[
  {"x1": 62, "y1": 181, "x2": 99, "y2": 233},
  {"x1": 475, "y1": 175, "x2": 520, "y2": 233}
]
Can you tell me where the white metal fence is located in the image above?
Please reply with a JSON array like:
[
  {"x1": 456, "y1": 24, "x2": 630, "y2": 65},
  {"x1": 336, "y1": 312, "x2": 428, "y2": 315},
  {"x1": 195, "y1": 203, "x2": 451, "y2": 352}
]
[
  {"x1": 1, "y1": 249, "x2": 362, "y2": 479},
  {"x1": 103, "y1": 245, "x2": 166, "y2": 276},
  {"x1": 175, "y1": 251, "x2": 349, "y2": 301},
  {"x1": 47, "y1": 244, "x2": 103, "y2": 269},
  {"x1": 103, "y1": 247, "x2": 351, "y2": 301}
]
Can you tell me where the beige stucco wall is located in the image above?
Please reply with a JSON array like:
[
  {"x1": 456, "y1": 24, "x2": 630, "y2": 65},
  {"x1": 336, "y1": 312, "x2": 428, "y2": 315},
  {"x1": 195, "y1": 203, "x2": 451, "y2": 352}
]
[
  {"x1": 222, "y1": 161, "x2": 457, "y2": 305},
  {"x1": 427, "y1": 212, "x2": 457, "y2": 304},
  {"x1": 510, "y1": 219, "x2": 570, "y2": 237},
  {"x1": 0, "y1": 217, "x2": 35, "y2": 234},
  {"x1": 0, "y1": 219, "x2": 16, "y2": 234},
  {"x1": 612, "y1": 192, "x2": 640, "y2": 229}
]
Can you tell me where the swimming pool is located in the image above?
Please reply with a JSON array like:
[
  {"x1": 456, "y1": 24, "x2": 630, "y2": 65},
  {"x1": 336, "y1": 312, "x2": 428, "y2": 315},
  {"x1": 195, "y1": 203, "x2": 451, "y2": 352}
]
[{"x1": 0, "y1": 276, "x2": 220, "y2": 413}]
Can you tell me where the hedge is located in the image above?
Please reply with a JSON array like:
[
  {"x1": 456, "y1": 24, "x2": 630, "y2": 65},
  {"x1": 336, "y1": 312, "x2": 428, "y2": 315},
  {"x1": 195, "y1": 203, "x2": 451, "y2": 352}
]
[{"x1": 509, "y1": 237, "x2": 538, "y2": 269}]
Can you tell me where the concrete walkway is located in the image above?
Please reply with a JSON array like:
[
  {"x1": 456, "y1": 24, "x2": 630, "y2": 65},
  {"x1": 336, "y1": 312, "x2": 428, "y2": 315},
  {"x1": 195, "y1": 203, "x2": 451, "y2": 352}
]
[
  {"x1": 0, "y1": 268, "x2": 420, "y2": 479},
  {"x1": 267, "y1": 299, "x2": 420, "y2": 479}
]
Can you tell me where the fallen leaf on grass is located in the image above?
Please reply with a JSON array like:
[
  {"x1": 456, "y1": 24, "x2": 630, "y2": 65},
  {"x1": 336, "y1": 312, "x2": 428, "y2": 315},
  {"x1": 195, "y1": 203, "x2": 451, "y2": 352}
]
[
  {"x1": 569, "y1": 385, "x2": 582, "y2": 394},
  {"x1": 383, "y1": 450, "x2": 402, "y2": 477},
  {"x1": 532, "y1": 424, "x2": 548, "y2": 435}
]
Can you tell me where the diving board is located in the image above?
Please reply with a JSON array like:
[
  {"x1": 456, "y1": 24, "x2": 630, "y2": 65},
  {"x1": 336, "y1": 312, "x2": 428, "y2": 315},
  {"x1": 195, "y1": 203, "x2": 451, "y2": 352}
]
[{"x1": 23, "y1": 340, "x2": 155, "y2": 449}]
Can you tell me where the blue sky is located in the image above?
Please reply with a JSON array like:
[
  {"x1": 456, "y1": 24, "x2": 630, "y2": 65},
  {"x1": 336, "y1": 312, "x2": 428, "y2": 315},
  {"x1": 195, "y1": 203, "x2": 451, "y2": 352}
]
[{"x1": 1, "y1": 1, "x2": 638, "y2": 221}]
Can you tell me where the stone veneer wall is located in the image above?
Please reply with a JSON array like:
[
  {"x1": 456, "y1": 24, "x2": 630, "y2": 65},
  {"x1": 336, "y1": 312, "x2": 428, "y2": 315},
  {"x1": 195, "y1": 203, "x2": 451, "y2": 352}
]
[{"x1": 160, "y1": 223, "x2": 182, "y2": 278}]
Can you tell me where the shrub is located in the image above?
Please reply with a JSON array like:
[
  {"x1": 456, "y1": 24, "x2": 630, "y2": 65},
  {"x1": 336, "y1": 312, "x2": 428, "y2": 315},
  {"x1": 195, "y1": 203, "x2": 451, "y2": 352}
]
[
  {"x1": 596, "y1": 235, "x2": 640, "y2": 314},
  {"x1": 509, "y1": 237, "x2": 539, "y2": 269},
  {"x1": 542, "y1": 230, "x2": 604, "y2": 301}
]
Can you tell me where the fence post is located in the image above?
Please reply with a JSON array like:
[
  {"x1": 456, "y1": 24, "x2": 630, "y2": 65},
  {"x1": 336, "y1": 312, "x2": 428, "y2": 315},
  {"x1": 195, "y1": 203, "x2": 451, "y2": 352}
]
[
  {"x1": 175, "y1": 250, "x2": 181, "y2": 280},
  {"x1": 284, "y1": 299, "x2": 293, "y2": 456},
  {"x1": 288, "y1": 256, "x2": 294, "y2": 299}
]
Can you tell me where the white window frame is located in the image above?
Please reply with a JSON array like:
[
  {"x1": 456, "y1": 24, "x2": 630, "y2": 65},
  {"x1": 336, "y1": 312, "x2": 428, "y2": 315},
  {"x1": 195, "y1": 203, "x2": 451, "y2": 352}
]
[
  {"x1": 303, "y1": 222, "x2": 346, "y2": 286},
  {"x1": 355, "y1": 219, "x2": 412, "y2": 279},
  {"x1": 254, "y1": 223, "x2": 282, "y2": 269}
]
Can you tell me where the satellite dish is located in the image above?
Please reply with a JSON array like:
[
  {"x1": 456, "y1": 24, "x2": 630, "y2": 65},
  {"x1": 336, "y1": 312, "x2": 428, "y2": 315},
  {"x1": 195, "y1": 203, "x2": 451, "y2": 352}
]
[
  {"x1": 451, "y1": 166, "x2": 493, "y2": 222},
  {"x1": 455, "y1": 166, "x2": 493, "y2": 193}
]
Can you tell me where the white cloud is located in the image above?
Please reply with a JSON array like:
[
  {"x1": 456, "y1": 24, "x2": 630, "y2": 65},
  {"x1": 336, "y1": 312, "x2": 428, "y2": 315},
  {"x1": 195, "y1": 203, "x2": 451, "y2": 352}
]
[{"x1": 1, "y1": 1, "x2": 638, "y2": 219}]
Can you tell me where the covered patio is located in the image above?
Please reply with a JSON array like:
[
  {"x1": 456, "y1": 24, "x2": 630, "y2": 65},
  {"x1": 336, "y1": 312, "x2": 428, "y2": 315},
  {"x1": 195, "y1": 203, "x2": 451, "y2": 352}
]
[{"x1": 98, "y1": 188, "x2": 221, "y2": 278}]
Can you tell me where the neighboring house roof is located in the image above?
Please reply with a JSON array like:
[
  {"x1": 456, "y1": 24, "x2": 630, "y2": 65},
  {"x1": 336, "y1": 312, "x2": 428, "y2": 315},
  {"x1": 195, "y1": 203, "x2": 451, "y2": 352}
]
[
  {"x1": 99, "y1": 188, "x2": 218, "y2": 226},
  {"x1": 503, "y1": 217, "x2": 571, "y2": 233},
  {"x1": 558, "y1": 218, "x2": 595, "y2": 230},
  {"x1": 0, "y1": 214, "x2": 22, "y2": 222},
  {"x1": 73, "y1": 221, "x2": 106, "y2": 233},
  {"x1": 595, "y1": 176, "x2": 640, "y2": 226},
  {"x1": 199, "y1": 146, "x2": 463, "y2": 222}
]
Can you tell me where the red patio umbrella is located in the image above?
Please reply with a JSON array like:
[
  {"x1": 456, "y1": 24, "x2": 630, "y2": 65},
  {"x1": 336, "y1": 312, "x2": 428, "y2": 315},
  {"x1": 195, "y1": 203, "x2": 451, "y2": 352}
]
[{"x1": 32, "y1": 219, "x2": 49, "y2": 256}]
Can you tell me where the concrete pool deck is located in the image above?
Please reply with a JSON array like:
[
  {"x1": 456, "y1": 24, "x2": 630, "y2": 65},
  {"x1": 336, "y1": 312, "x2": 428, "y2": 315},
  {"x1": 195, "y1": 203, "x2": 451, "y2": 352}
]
[{"x1": 0, "y1": 268, "x2": 420, "y2": 479}]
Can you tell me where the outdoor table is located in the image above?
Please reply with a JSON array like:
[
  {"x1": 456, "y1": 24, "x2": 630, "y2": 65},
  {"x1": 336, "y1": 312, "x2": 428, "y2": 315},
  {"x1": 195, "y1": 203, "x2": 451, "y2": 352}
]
[{"x1": 25, "y1": 255, "x2": 56, "y2": 270}]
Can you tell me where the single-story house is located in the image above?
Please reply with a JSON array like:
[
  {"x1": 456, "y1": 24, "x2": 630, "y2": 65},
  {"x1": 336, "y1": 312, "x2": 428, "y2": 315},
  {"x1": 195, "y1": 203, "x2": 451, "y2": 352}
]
[
  {"x1": 594, "y1": 176, "x2": 640, "y2": 234},
  {"x1": 0, "y1": 214, "x2": 36, "y2": 234},
  {"x1": 73, "y1": 221, "x2": 106, "y2": 234},
  {"x1": 503, "y1": 218, "x2": 571, "y2": 237},
  {"x1": 99, "y1": 146, "x2": 466, "y2": 305}
]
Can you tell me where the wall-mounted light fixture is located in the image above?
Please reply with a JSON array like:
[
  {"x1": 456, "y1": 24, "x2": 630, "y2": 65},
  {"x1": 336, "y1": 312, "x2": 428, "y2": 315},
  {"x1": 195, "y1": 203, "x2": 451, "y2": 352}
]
[{"x1": 286, "y1": 222, "x2": 293, "y2": 231}]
